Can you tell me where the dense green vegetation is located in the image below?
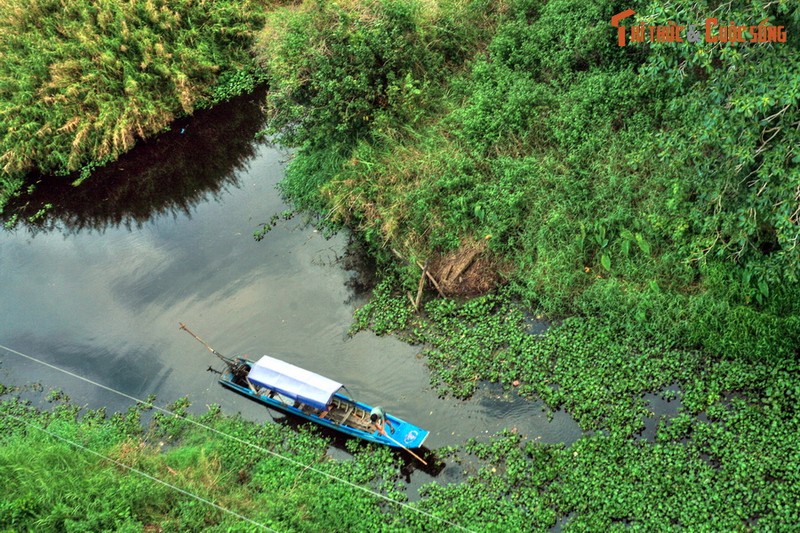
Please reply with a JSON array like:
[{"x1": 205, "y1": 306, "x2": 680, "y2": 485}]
[
  {"x1": 4, "y1": 348, "x2": 799, "y2": 532},
  {"x1": 0, "y1": 391, "x2": 431, "y2": 532},
  {"x1": 255, "y1": 0, "x2": 800, "y2": 529},
  {"x1": 258, "y1": 0, "x2": 800, "y2": 358},
  {"x1": 349, "y1": 277, "x2": 800, "y2": 529},
  {"x1": 2, "y1": 0, "x2": 800, "y2": 530},
  {"x1": 0, "y1": 0, "x2": 269, "y2": 216}
]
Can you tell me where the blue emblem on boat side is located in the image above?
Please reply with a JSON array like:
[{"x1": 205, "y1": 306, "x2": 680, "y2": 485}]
[{"x1": 404, "y1": 430, "x2": 418, "y2": 444}]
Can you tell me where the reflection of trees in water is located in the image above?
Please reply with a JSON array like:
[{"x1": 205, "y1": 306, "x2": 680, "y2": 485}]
[{"x1": 4, "y1": 88, "x2": 268, "y2": 235}]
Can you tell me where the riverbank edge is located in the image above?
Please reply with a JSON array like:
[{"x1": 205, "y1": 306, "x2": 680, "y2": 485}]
[
  {"x1": 0, "y1": 0, "x2": 272, "y2": 224},
  {"x1": 1, "y1": 0, "x2": 798, "y2": 528},
  {"x1": 0, "y1": 386, "x2": 450, "y2": 531}
]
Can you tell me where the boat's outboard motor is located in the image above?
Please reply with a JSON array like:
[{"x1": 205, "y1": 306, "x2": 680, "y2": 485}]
[{"x1": 231, "y1": 361, "x2": 249, "y2": 383}]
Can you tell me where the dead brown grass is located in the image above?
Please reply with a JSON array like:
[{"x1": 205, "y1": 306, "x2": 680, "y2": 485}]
[{"x1": 428, "y1": 239, "x2": 505, "y2": 296}]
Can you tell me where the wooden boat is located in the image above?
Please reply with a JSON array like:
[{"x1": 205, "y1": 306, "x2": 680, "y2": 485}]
[
  {"x1": 219, "y1": 355, "x2": 429, "y2": 449},
  {"x1": 180, "y1": 324, "x2": 429, "y2": 451}
]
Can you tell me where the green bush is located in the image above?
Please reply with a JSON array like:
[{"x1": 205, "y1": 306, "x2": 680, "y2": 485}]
[
  {"x1": 255, "y1": 0, "x2": 486, "y2": 150},
  {"x1": 274, "y1": 0, "x2": 800, "y2": 366}
]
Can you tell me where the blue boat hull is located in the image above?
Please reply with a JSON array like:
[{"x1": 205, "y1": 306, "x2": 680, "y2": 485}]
[{"x1": 219, "y1": 358, "x2": 429, "y2": 449}]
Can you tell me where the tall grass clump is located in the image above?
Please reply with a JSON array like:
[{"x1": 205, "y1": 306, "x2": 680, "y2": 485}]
[
  {"x1": 0, "y1": 0, "x2": 268, "y2": 215},
  {"x1": 255, "y1": 0, "x2": 495, "y2": 150},
  {"x1": 0, "y1": 395, "x2": 421, "y2": 531},
  {"x1": 254, "y1": 0, "x2": 498, "y2": 236}
]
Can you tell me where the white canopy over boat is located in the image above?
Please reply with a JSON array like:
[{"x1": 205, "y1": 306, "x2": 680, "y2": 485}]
[{"x1": 246, "y1": 355, "x2": 343, "y2": 411}]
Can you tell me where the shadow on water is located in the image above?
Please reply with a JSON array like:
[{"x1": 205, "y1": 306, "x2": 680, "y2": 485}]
[
  {"x1": 340, "y1": 234, "x2": 379, "y2": 300},
  {"x1": 3, "y1": 88, "x2": 269, "y2": 235}
]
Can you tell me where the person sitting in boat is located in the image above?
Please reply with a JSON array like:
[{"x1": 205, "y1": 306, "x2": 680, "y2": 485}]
[{"x1": 370, "y1": 406, "x2": 395, "y2": 435}]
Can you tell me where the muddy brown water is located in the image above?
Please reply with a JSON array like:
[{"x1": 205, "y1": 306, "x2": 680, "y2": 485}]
[{"x1": 0, "y1": 92, "x2": 582, "y2": 488}]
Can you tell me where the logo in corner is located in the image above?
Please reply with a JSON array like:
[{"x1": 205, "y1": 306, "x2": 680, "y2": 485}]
[
  {"x1": 611, "y1": 9, "x2": 637, "y2": 46},
  {"x1": 610, "y1": 9, "x2": 786, "y2": 46},
  {"x1": 404, "y1": 430, "x2": 418, "y2": 444}
]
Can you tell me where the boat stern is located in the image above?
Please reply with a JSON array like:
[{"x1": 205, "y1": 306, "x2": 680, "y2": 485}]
[{"x1": 390, "y1": 422, "x2": 429, "y2": 449}]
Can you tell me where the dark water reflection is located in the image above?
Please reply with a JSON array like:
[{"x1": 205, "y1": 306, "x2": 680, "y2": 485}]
[
  {"x1": 4, "y1": 89, "x2": 269, "y2": 235},
  {"x1": 0, "y1": 90, "x2": 582, "y2": 490}
]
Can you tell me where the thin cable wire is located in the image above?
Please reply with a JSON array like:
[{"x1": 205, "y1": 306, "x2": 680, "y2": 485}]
[
  {"x1": 0, "y1": 343, "x2": 474, "y2": 533},
  {"x1": 4, "y1": 413, "x2": 276, "y2": 532}
]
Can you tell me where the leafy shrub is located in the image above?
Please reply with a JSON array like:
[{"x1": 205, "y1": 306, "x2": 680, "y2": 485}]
[
  {"x1": 638, "y1": 0, "x2": 800, "y2": 288},
  {"x1": 300, "y1": 0, "x2": 800, "y2": 367},
  {"x1": 255, "y1": 0, "x2": 486, "y2": 150}
]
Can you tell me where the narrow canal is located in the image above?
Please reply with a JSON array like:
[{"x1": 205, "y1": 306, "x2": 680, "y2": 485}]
[{"x1": 0, "y1": 91, "x2": 581, "y2": 470}]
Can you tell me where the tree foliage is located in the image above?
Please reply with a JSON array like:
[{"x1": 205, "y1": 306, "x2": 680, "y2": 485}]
[
  {"x1": 254, "y1": 0, "x2": 496, "y2": 149},
  {"x1": 262, "y1": 0, "x2": 800, "y2": 359},
  {"x1": 638, "y1": 0, "x2": 800, "y2": 289}
]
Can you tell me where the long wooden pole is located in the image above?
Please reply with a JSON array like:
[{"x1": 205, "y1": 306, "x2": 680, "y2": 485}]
[
  {"x1": 413, "y1": 261, "x2": 428, "y2": 312},
  {"x1": 179, "y1": 322, "x2": 233, "y2": 364},
  {"x1": 384, "y1": 432, "x2": 428, "y2": 465},
  {"x1": 416, "y1": 260, "x2": 445, "y2": 298}
]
